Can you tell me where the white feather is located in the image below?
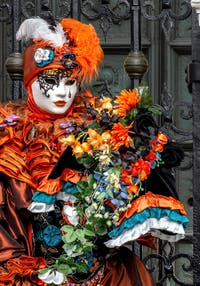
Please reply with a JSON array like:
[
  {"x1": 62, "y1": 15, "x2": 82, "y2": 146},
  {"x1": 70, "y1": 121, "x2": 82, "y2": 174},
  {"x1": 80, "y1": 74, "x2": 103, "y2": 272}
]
[{"x1": 16, "y1": 17, "x2": 66, "y2": 48}]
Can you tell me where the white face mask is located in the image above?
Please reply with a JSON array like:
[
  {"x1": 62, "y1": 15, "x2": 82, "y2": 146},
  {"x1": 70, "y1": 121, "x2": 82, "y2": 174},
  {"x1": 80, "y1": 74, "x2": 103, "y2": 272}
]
[{"x1": 31, "y1": 73, "x2": 78, "y2": 115}]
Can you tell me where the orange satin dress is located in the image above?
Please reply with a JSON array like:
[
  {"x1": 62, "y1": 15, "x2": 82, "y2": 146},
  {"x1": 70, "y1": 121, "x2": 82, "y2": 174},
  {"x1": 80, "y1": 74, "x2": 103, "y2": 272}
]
[{"x1": 0, "y1": 93, "x2": 155, "y2": 286}]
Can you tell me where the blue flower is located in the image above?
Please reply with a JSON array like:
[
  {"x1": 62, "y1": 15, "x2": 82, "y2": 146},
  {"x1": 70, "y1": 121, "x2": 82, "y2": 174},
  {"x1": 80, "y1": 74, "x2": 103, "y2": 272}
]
[
  {"x1": 41, "y1": 225, "x2": 62, "y2": 247},
  {"x1": 111, "y1": 198, "x2": 125, "y2": 207},
  {"x1": 34, "y1": 48, "x2": 54, "y2": 67}
]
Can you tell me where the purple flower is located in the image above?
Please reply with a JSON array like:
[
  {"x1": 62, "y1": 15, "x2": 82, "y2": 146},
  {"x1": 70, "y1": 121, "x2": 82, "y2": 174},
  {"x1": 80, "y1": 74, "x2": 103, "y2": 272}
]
[
  {"x1": 0, "y1": 114, "x2": 20, "y2": 128},
  {"x1": 5, "y1": 114, "x2": 20, "y2": 123},
  {"x1": 59, "y1": 121, "x2": 75, "y2": 135}
]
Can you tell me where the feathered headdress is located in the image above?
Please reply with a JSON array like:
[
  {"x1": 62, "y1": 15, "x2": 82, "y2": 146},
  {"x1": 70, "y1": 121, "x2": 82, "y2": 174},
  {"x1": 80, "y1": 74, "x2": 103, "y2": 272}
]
[{"x1": 16, "y1": 17, "x2": 104, "y2": 87}]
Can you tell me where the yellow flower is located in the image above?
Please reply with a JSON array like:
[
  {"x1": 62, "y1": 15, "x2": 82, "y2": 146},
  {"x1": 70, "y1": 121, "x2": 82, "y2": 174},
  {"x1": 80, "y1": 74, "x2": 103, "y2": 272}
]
[
  {"x1": 87, "y1": 129, "x2": 102, "y2": 150},
  {"x1": 81, "y1": 142, "x2": 91, "y2": 153},
  {"x1": 99, "y1": 97, "x2": 113, "y2": 111},
  {"x1": 60, "y1": 134, "x2": 76, "y2": 146},
  {"x1": 101, "y1": 131, "x2": 112, "y2": 144},
  {"x1": 73, "y1": 142, "x2": 85, "y2": 158}
]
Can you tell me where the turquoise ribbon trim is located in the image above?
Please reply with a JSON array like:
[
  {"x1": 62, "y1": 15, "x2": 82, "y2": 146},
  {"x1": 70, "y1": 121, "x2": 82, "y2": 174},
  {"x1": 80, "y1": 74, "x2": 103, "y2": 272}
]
[
  {"x1": 108, "y1": 207, "x2": 189, "y2": 238},
  {"x1": 32, "y1": 191, "x2": 57, "y2": 204},
  {"x1": 32, "y1": 182, "x2": 78, "y2": 204},
  {"x1": 61, "y1": 181, "x2": 79, "y2": 194}
]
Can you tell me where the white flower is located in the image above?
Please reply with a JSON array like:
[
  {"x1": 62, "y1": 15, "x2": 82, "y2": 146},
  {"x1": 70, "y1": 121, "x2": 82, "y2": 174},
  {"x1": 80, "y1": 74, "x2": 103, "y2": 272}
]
[
  {"x1": 65, "y1": 245, "x2": 82, "y2": 257},
  {"x1": 99, "y1": 154, "x2": 111, "y2": 167},
  {"x1": 38, "y1": 269, "x2": 64, "y2": 285},
  {"x1": 63, "y1": 205, "x2": 79, "y2": 226},
  {"x1": 34, "y1": 48, "x2": 51, "y2": 63}
]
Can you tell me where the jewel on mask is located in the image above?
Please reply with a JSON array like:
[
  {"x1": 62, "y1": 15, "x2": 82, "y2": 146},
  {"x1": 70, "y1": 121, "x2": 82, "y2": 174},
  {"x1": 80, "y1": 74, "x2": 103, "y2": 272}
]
[
  {"x1": 34, "y1": 48, "x2": 54, "y2": 67},
  {"x1": 68, "y1": 91, "x2": 72, "y2": 98},
  {"x1": 61, "y1": 53, "x2": 78, "y2": 69}
]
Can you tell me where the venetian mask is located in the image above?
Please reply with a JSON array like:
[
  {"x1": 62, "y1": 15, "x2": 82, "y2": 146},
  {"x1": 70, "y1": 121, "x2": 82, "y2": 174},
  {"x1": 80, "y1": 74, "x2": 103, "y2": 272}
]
[{"x1": 31, "y1": 69, "x2": 78, "y2": 114}]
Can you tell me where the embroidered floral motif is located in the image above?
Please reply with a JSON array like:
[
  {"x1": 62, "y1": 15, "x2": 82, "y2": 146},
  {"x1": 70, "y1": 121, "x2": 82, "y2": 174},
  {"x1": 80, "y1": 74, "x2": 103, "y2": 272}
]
[{"x1": 34, "y1": 48, "x2": 54, "y2": 67}]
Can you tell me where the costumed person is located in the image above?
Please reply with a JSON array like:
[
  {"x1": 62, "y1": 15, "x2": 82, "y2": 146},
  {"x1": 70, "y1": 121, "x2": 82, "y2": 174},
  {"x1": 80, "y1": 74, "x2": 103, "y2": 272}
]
[{"x1": 0, "y1": 15, "x2": 189, "y2": 286}]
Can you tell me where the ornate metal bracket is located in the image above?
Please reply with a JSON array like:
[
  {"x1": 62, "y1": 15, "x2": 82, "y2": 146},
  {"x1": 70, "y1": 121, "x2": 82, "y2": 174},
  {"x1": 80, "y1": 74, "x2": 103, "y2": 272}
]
[
  {"x1": 160, "y1": 84, "x2": 192, "y2": 143},
  {"x1": 142, "y1": 0, "x2": 192, "y2": 41},
  {"x1": 191, "y1": 0, "x2": 200, "y2": 25},
  {"x1": 143, "y1": 241, "x2": 193, "y2": 286},
  {"x1": 80, "y1": 0, "x2": 130, "y2": 41},
  {"x1": 0, "y1": 3, "x2": 12, "y2": 22}
]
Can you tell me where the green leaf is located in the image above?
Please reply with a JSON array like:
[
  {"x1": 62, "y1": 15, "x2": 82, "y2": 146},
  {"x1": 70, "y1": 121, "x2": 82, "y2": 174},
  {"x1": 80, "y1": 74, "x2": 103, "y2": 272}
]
[
  {"x1": 77, "y1": 153, "x2": 95, "y2": 165},
  {"x1": 76, "y1": 206, "x2": 84, "y2": 218},
  {"x1": 77, "y1": 181, "x2": 89, "y2": 193},
  {"x1": 87, "y1": 122, "x2": 100, "y2": 130},
  {"x1": 57, "y1": 263, "x2": 73, "y2": 275},
  {"x1": 38, "y1": 267, "x2": 49, "y2": 274},
  {"x1": 88, "y1": 174, "x2": 95, "y2": 188},
  {"x1": 62, "y1": 232, "x2": 77, "y2": 243},
  {"x1": 76, "y1": 262, "x2": 88, "y2": 273},
  {"x1": 83, "y1": 228, "x2": 95, "y2": 237},
  {"x1": 74, "y1": 229, "x2": 85, "y2": 241},
  {"x1": 96, "y1": 191, "x2": 106, "y2": 201},
  {"x1": 106, "y1": 188, "x2": 114, "y2": 198},
  {"x1": 61, "y1": 225, "x2": 74, "y2": 234}
]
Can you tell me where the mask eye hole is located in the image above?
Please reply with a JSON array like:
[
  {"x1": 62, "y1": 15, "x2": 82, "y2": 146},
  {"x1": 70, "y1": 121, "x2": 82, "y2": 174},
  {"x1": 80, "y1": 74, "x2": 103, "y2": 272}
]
[
  {"x1": 65, "y1": 79, "x2": 76, "y2": 86},
  {"x1": 44, "y1": 78, "x2": 57, "y2": 85}
]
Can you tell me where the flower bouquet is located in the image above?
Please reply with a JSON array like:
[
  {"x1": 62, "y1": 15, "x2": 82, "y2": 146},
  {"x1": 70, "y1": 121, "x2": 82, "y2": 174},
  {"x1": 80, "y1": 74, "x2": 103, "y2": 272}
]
[{"x1": 38, "y1": 85, "x2": 189, "y2": 285}]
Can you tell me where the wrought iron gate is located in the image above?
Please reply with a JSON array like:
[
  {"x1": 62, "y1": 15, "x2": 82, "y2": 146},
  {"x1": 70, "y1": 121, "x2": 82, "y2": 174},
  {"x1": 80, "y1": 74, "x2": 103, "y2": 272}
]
[{"x1": 0, "y1": 0, "x2": 196, "y2": 285}]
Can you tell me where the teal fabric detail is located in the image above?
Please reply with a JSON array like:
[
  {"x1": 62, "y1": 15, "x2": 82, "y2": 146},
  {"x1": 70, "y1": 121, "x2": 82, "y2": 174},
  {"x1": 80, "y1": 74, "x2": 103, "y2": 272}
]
[
  {"x1": 32, "y1": 191, "x2": 57, "y2": 204},
  {"x1": 108, "y1": 208, "x2": 189, "y2": 238},
  {"x1": 41, "y1": 225, "x2": 62, "y2": 247},
  {"x1": 62, "y1": 181, "x2": 79, "y2": 194}
]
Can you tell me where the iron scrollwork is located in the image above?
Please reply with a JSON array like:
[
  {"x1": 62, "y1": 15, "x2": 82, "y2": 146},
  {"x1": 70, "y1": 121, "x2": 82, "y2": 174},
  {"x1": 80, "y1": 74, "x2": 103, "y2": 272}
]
[
  {"x1": 81, "y1": 0, "x2": 130, "y2": 40},
  {"x1": 160, "y1": 84, "x2": 192, "y2": 143},
  {"x1": 58, "y1": 0, "x2": 71, "y2": 17},
  {"x1": 0, "y1": 3, "x2": 12, "y2": 22},
  {"x1": 141, "y1": 0, "x2": 192, "y2": 41},
  {"x1": 143, "y1": 241, "x2": 193, "y2": 286},
  {"x1": 21, "y1": 1, "x2": 36, "y2": 19}
]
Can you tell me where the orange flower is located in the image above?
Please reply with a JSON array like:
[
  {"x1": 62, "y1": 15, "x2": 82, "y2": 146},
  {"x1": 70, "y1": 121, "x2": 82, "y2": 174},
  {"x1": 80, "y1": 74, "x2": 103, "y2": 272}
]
[
  {"x1": 120, "y1": 170, "x2": 132, "y2": 185},
  {"x1": 113, "y1": 89, "x2": 140, "y2": 117},
  {"x1": 140, "y1": 169, "x2": 149, "y2": 181},
  {"x1": 131, "y1": 159, "x2": 151, "y2": 180},
  {"x1": 145, "y1": 151, "x2": 157, "y2": 162},
  {"x1": 110, "y1": 123, "x2": 132, "y2": 150},
  {"x1": 127, "y1": 184, "x2": 139, "y2": 195},
  {"x1": 157, "y1": 131, "x2": 168, "y2": 145},
  {"x1": 153, "y1": 143, "x2": 164, "y2": 152}
]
